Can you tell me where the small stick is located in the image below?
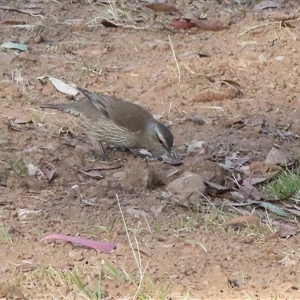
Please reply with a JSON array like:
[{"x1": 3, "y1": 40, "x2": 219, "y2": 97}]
[{"x1": 168, "y1": 34, "x2": 181, "y2": 84}]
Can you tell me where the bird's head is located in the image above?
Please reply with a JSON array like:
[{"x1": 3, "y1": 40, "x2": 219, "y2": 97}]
[{"x1": 143, "y1": 121, "x2": 174, "y2": 155}]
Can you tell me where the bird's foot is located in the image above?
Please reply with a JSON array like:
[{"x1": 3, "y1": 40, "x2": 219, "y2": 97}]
[{"x1": 87, "y1": 149, "x2": 111, "y2": 162}]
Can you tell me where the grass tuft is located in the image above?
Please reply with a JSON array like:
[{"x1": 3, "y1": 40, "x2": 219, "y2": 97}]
[{"x1": 266, "y1": 169, "x2": 300, "y2": 201}]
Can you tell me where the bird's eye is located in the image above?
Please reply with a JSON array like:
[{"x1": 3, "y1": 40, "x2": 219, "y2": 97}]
[
  {"x1": 155, "y1": 132, "x2": 168, "y2": 149},
  {"x1": 155, "y1": 123, "x2": 173, "y2": 150},
  {"x1": 158, "y1": 137, "x2": 164, "y2": 146}
]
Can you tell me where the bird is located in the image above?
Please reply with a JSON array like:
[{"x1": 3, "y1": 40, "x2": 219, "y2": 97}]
[{"x1": 41, "y1": 87, "x2": 174, "y2": 156}]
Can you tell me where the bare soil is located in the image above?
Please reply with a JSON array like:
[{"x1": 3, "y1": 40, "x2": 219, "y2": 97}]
[{"x1": 1, "y1": 1, "x2": 300, "y2": 299}]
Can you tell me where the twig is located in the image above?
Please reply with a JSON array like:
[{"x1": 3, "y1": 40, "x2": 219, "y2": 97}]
[
  {"x1": 238, "y1": 23, "x2": 270, "y2": 36},
  {"x1": 168, "y1": 34, "x2": 181, "y2": 84},
  {"x1": 116, "y1": 194, "x2": 148, "y2": 299}
]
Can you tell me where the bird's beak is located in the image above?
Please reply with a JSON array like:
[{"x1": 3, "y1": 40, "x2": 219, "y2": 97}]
[{"x1": 169, "y1": 148, "x2": 177, "y2": 158}]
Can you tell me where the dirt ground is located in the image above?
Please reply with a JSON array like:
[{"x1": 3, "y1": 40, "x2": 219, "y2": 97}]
[{"x1": 1, "y1": 0, "x2": 300, "y2": 299}]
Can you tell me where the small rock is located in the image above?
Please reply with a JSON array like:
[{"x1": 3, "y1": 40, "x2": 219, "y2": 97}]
[
  {"x1": 166, "y1": 172, "x2": 206, "y2": 203},
  {"x1": 258, "y1": 53, "x2": 267, "y2": 63},
  {"x1": 265, "y1": 147, "x2": 293, "y2": 166},
  {"x1": 126, "y1": 207, "x2": 148, "y2": 217},
  {"x1": 151, "y1": 205, "x2": 165, "y2": 216},
  {"x1": 17, "y1": 209, "x2": 42, "y2": 220},
  {"x1": 68, "y1": 250, "x2": 84, "y2": 261}
]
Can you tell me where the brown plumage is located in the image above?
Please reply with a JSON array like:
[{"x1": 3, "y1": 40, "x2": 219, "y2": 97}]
[{"x1": 41, "y1": 87, "x2": 174, "y2": 154}]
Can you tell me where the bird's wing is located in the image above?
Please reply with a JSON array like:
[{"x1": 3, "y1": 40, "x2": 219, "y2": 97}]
[{"x1": 78, "y1": 87, "x2": 153, "y2": 133}]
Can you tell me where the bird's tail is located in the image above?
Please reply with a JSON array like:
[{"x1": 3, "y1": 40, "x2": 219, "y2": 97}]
[
  {"x1": 40, "y1": 102, "x2": 82, "y2": 116},
  {"x1": 77, "y1": 87, "x2": 109, "y2": 112}
]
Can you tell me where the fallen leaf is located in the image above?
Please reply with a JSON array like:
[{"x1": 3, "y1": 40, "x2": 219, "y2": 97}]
[
  {"x1": 12, "y1": 118, "x2": 33, "y2": 125},
  {"x1": 42, "y1": 167, "x2": 57, "y2": 183},
  {"x1": 145, "y1": 3, "x2": 180, "y2": 14},
  {"x1": 190, "y1": 17, "x2": 229, "y2": 31},
  {"x1": 2, "y1": 20, "x2": 28, "y2": 25},
  {"x1": 258, "y1": 202, "x2": 290, "y2": 217},
  {"x1": 218, "y1": 152, "x2": 250, "y2": 170},
  {"x1": 239, "y1": 181, "x2": 267, "y2": 201},
  {"x1": 0, "y1": 5, "x2": 43, "y2": 15},
  {"x1": 222, "y1": 79, "x2": 241, "y2": 89},
  {"x1": 242, "y1": 177, "x2": 270, "y2": 185},
  {"x1": 232, "y1": 119, "x2": 247, "y2": 130},
  {"x1": 79, "y1": 170, "x2": 104, "y2": 180},
  {"x1": 284, "y1": 208, "x2": 300, "y2": 218},
  {"x1": 244, "y1": 161, "x2": 282, "y2": 178},
  {"x1": 204, "y1": 180, "x2": 230, "y2": 192},
  {"x1": 37, "y1": 76, "x2": 78, "y2": 96},
  {"x1": 272, "y1": 221, "x2": 299, "y2": 238},
  {"x1": 253, "y1": 0, "x2": 281, "y2": 11},
  {"x1": 81, "y1": 198, "x2": 98, "y2": 207},
  {"x1": 41, "y1": 234, "x2": 116, "y2": 252},
  {"x1": 1, "y1": 41, "x2": 28, "y2": 51},
  {"x1": 226, "y1": 215, "x2": 261, "y2": 228},
  {"x1": 86, "y1": 161, "x2": 123, "y2": 171},
  {"x1": 171, "y1": 20, "x2": 197, "y2": 30}
]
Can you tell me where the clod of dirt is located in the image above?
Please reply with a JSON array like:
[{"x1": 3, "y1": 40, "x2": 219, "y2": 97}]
[
  {"x1": 0, "y1": 82, "x2": 22, "y2": 99},
  {"x1": 147, "y1": 169, "x2": 165, "y2": 189},
  {"x1": 6, "y1": 176, "x2": 49, "y2": 191},
  {"x1": 0, "y1": 282, "x2": 25, "y2": 299},
  {"x1": 112, "y1": 161, "x2": 149, "y2": 192},
  {"x1": 265, "y1": 147, "x2": 293, "y2": 166},
  {"x1": 192, "y1": 87, "x2": 238, "y2": 102},
  {"x1": 38, "y1": 79, "x2": 58, "y2": 96},
  {"x1": 187, "y1": 116, "x2": 206, "y2": 125},
  {"x1": 246, "y1": 161, "x2": 282, "y2": 178},
  {"x1": 184, "y1": 158, "x2": 225, "y2": 184},
  {"x1": 68, "y1": 250, "x2": 84, "y2": 261},
  {"x1": 186, "y1": 140, "x2": 209, "y2": 156},
  {"x1": 166, "y1": 172, "x2": 206, "y2": 204}
]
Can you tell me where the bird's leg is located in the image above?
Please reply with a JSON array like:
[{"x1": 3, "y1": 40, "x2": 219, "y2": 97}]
[
  {"x1": 88, "y1": 139, "x2": 109, "y2": 161},
  {"x1": 98, "y1": 141, "x2": 108, "y2": 160}
]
